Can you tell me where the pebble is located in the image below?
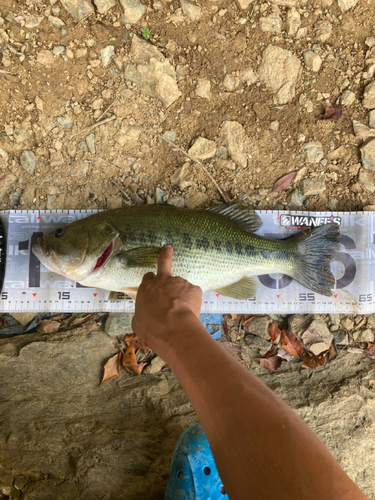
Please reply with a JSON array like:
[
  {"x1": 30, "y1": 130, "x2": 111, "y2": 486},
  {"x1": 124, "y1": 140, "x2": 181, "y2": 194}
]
[
  {"x1": 286, "y1": 188, "x2": 305, "y2": 209},
  {"x1": 69, "y1": 160, "x2": 89, "y2": 178},
  {"x1": 337, "y1": 0, "x2": 358, "y2": 12},
  {"x1": 195, "y1": 78, "x2": 212, "y2": 99},
  {"x1": 296, "y1": 27, "x2": 308, "y2": 40},
  {"x1": 235, "y1": 0, "x2": 251, "y2": 8},
  {"x1": 220, "y1": 120, "x2": 248, "y2": 169},
  {"x1": 93, "y1": 0, "x2": 117, "y2": 14},
  {"x1": 36, "y1": 49, "x2": 55, "y2": 66},
  {"x1": 78, "y1": 140, "x2": 88, "y2": 151},
  {"x1": 300, "y1": 179, "x2": 325, "y2": 196},
  {"x1": 188, "y1": 137, "x2": 217, "y2": 160},
  {"x1": 14, "y1": 127, "x2": 31, "y2": 144},
  {"x1": 162, "y1": 130, "x2": 176, "y2": 142},
  {"x1": 119, "y1": 0, "x2": 146, "y2": 24},
  {"x1": 258, "y1": 45, "x2": 301, "y2": 104},
  {"x1": 238, "y1": 193, "x2": 248, "y2": 200},
  {"x1": 285, "y1": 7, "x2": 301, "y2": 36},
  {"x1": 0, "y1": 174, "x2": 17, "y2": 203},
  {"x1": 363, "y1": 81, "x2": 375, "y2": 110},
  {"x1": 143, "y1": 356, "x2": 166, "y2": 375},
  {"x1": 105, "y1": 312, "x2": 133, "y2": 336},
  {"x1": 20, "y1": 151, "x2": 38, "y2": 175},
  {"x1": 259, "y1": 14, "x2": 282, "y2": 33},
  {"x1": 57, "y1": 116, "x2": 73, "y2": 129},
  {"x1": 270, "y1": 121, "x2": 279, "y2": 131},
  {"x1": 101, "y1": 45, "x2": 114, "y2": 68},
  {"x1": 130, "y1": 192, "x2": 144, "y2": 205},
  {"x1": 360, "y1": 139, "x2": 375, "y2": 170},
  {"x1": 10, "y1": 189, "x2": 22, "y2": 208},
  {"x1": 91, "y1": 98, "x2": 103, "y2": 110},
  {"x1": 340, "y1": 90, "x2": 356, "y2": 106},
  {"x1": 314, "y1": 21, "x2": 332, "y2": 43},
  {"x1": 303, "y1": 50, "x2": 322, "y2": 72},
  {"x1": 353, "y1": 329, "x2": 374, "y2": 343},
  {"x1": 352, "y1": 120, "x2": 375, "y2": 141},
  {"x1": 86, "y1": 134, "x2": 95, "y2": 154},
  {"x1": 184, "y1": 191, "x2": 209, "y2": 209},
  {"x1": 167, "y1": 196, "x2": 185, "y2": 208},
  {"x1": 223, "y1": 75, "x2": 240, "y2": 91},
  {"x1": 85, "y1": 188, "x2": 96, "y2": 201},
  {"x1": 60, "y1": 0, "x2": 94, "y2": 21},
  {"x1": 170, "y1": 164, "x2": 194, "y2": 190},
  {"x1": 363, "y1": 204, "x2": 375, "y2": 210},
  {"x1": 240, "y1": 68, "x2": 258, "y2": 85},
  {"x1": 358, "y1": 169, "x2": 375, "y2": 192},
  {"x1": 329, "y1": 198, "x2": 339, "y2": 210},
  {"x1": 301, "y1": 319, "x2": 333, "y2": 355},
  {"x1": 304, "y1": 140, "x2": 324, "y2": 163},
  {"x1": 181, "y1": 0, "x2": 201, "y2": 21},
  {"x1": 48, "y1": 15, "x2": 65, "y2": 29},
  {"x1": 155, "y1": 187, "x2": 165, "y2": 204},
  {"x1": 53, "y1": 46, "x2": 65, "y2": 56},
  {"x1": 369, "y1": 110, "x2": 375, "y2": 129},
  {"x1": 243, "y1": 316, "x2": 271, "y2": 340}
]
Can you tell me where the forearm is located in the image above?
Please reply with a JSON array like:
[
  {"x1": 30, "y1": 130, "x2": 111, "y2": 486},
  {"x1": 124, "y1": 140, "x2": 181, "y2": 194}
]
[{"x1": 155, "y1": 315, "x2": 366, "y2": 500}]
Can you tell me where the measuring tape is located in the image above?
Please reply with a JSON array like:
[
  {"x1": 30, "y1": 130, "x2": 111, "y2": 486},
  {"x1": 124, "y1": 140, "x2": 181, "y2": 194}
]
[{"x1": 0, "y1": 209, "x2": 373, "y2": 314}]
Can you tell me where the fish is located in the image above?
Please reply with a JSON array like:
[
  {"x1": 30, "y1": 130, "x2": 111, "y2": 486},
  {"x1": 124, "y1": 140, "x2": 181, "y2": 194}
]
[{"x1": 32, "y1": 203, "x2": 341, "y2": 299}]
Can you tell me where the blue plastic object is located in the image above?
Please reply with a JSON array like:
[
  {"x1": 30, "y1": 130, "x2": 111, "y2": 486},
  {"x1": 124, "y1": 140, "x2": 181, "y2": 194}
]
[
  {"x1": 200, "y1": 314, "x2": 223, "y2": 340},
  {"x1": 165, "y1": 423, "x2": 229, "y2": 500}
]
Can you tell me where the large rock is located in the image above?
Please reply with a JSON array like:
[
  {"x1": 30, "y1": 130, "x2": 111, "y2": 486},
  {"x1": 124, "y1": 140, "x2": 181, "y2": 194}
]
[
  {"x1": 60, "y1": 0, "x2": 94, "y2": 21},
  {"x1": 257, "y1": 45, "x2": 302, "y2": 104},
  {"x1": 125, "y1": 36, "x2": 181, "y2": 108},
  {"x1": 0, "y1": 328, "x2": 374, "y2": 498}
]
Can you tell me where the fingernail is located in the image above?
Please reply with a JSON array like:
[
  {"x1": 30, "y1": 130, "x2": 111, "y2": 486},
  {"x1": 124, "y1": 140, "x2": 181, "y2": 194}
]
[{"x1": 164, "y1": 244, "x2": 173, "y2": 248}]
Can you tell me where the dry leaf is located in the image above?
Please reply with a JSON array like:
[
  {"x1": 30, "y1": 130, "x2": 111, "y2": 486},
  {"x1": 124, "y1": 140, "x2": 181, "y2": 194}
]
[
  {"x1": 302, "y1": 351, "x2": 325, "y2": 369},
  {"x1": 271, "y1": 171, "x2": 297, "y2": 193},
  {"x1": 326, "y1": 339, "x2": 338, "y2": 363},
  {"x1": 255, "y1": 356, "x2": 283, "y2": 372},
  {"x1": 99, "y1": 352, "x2": 121, "y2": 387},
  {"x1": 366, "y1": 342, "x2": 375, "y2": 357},
  {"x1": 269, "y1": 323, "x2": 281, "y2": 343},
  {"x1": 315, "y1": 107, "x2": 342, "y2": 121},
  {"x1": 280, "y1": 330, "x2": 303, "y2": 358},
  {"x1": 219, "y1": 340, "x2": 242, "y2": 358},
  {"x1": 265, "y1": 345, "x2": 278, "y2": 358},
  {"x1": 125, "y1": 334, "x2": 149, "y2": 350},
  {"x1": 122, "y1": 345, "x2": 147, "y2": 375},
  {"x1": 37, "y1": 319, "x2": 61, "y2": 333}
]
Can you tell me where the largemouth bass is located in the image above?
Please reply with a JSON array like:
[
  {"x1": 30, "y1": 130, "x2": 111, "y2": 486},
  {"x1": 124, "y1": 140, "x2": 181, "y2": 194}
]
[{"x1": 32, "y1": 203, "x2": 340, "y2": 299}]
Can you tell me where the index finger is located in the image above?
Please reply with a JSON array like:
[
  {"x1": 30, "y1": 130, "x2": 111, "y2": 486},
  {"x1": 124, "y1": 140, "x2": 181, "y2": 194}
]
[{"x1": 157, "y1": 245, "x2": 173, "y2": 277}]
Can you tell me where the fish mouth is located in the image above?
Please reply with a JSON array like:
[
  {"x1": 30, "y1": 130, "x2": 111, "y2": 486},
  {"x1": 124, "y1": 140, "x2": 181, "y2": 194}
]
[{"x1": 91, "y1": 240, "x2": 114, "y2": 274}]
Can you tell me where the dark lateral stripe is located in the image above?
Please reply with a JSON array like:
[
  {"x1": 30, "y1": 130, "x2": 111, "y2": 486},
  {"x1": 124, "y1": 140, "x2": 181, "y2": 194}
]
[
  {"x1": 183, "y1": 233, "x2": 193, "y2": 250},
  {"x1": 196, "y1": 237, "x2": 210, "y2": 252}
]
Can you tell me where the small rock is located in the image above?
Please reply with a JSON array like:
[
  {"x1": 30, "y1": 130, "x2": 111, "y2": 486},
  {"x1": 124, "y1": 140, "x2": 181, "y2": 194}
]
[
  {"x1": 303, "y1": 50, "x2": 322, "y2": 72},
  {"x1": 340, "y1": 90, "x2": 355, "y2": 106},
  {"x1": 101, "y1": 45, "x2": 114, "y2": 67},
  {"x1": 57, "y1": 116, "x2": 73, "y2": 129},
  {"x1": 223, "y1": 75, "x2": 241, "y2": 91},
  {"x1": 130, "y1": 192, "x2": 144, "y2": 205},
  {"x1": 20, "y1": 185, "x2": 35, "y2": 206},
  {"x1": 369, "y1": 110, "x2": 375, "y2": 129},
  {"x1": 326, "y1": 145, "x2": 351, "y2": 164},
  {"x1": 48, "y1": 15, "x2": 66, "y2": 29},
  {"x1": 363, "y1": 204, "x2": 375, "y2": 211},
  {"x1": 360, "y1": 139, "x2": 375, "y2": 170},
  {"x1": 195, "y1": 78, "x2": 212, "y2": 99},
  {"x1": 367, "y1": 314, "x2": 375, "y2": 328},
  {"x1": 115, "y1": 124, "x2": 141, "y2": 147},
  {"x1": 240, "y1": 68, "x2": 258, "y2": 85},
  {"x1": 286, "y1": 189, "x2": 305, "y2": 209},
  {"x1": 184, "y1": 192, "x2": 209, "y2": 209},
  {"x1": 0, "y1": 173, "x2": 17, "y2": 203},
  {"x1": 363, "y1": 81, "x2": 375, "y2": 110},
  {"x1": 188, "y1": 137, "x2": 216, "y2": 160},
  {"x1": 180, "y1": 0, "x2": 201, "y2": 21},
  {"x1": 220, "y1": 121, "x2": 248, "y2": 169},
  {"x1": 358, "y1": 169, "x2": 375, "y2": 192},
  {"x1": 235, "y1": 0, "x2": 252, "y2": 8},
  {"x1": 329, "y1": 198, "x2": 339, "y2": 210},
  {"x1": 259, "y1": 14, "x2": 282, "y2": 33},
  {"x1": 146, "y1": 194, "x2": 155, "y2": 204},
  {"x1": 36, "y1": 49, "x2": 55, "y2": 66},
  {"x1": 335, "y1": 331, "x2": 349, "y2": 345},
  {"x1": 91, "y1": 98, "x2": 104, "y2": 110},
  {"x1": 216, "y1": 159, "x2": 236, "y2": 170},
  {"x1": 119, "y1": 0, "x2": 146, "y2": 24},
  {"x1": 69, "y1": 160, "x2": 89, "y2": 178},
  {"x1": 9, "y1": 188, "x2": 22, "y2": 207},
  {"x1": 352, "y1": 120, "x2": 375, "y2": 141},
  {"x1": 270, "y1": 121, "x2": 279, "y2": 131},
  {"x1": 170, "y1": 163, "x2": 194, "y2": 190},
  {"x1": 20, "y1": 151, "x2": 38, "y2": 175},
  {"x1": 78, "y1": 140, "x2": 88, "y2": 151},
  {"x1": 163, "y1": 130, "x2": 176, "y2": 142},
  {"x1": 253, "y1": 102, "x2": 270, "y2": 119},
  {"x1": 76, "y1": 48, "x2": 88, "y2": 58},
  {"x1": 14, "y1": 126, "x2": 31, "y2": 144},
  {"x1": 302, "y1": 319, "x2": 333, "y2": 355},
  {"x1": 85, "y1": 188, "x2": 97, "y2": 201},
  {"x1": 243, "y1": 316, "x2": 271, "y2": 340},
  {"x1": 105, "y1": 312, "x2": 133, "y2": 336},
  {"x1": 285, "y1": 7, "x2": 301, "y2": 36},
  {"x1": 296, "y1": 27, "x2": 308, "y2": 40},
  {"x1": 353, "y1": 329, "x2": 374, "y2": 343},
  {"x1": 53, "y1": 46, "x2": 65, "y2": 56},
  {"x1": 143, "y1": 356, "x2": 166, "y2": 374},
  {"x1": 60, "y1": 0, "x2": 94, "y2": 21},
  {"x1": 86, "y1": 134, "x2": 95, "y2": 154},
  {"x1": 304, "y1": 140, "x2": 324, "y2": 163},
  {"x1": 93, "y1": 0, "x2": 116, "y2": 14},
  {"x1": 155, "y1": 187, "x2": 165, "y2": 204},
  {"x1": 314, "y1": 20, "x2": 332, "y2": 42},
  {"x1": 341, "y1": 317, "x2": 354, "y2": 330},
  {"x1": 337, "y1": 0, "x2": 358, "y2": 12},
  {"x1": 106, "y1": 195, "x2": 122, "y2": 209},
  {"x1": 300, "y1": 179, "x2": 326, "y2": 196},
  {"x1": 167, "y1": 196, "x2": 185, "y2": 208}
]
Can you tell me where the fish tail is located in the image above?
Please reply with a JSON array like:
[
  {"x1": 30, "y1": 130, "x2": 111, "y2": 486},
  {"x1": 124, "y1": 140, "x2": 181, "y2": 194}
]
[{"x1": 291, "y1": 223, "x2": 340, "y2": 296}]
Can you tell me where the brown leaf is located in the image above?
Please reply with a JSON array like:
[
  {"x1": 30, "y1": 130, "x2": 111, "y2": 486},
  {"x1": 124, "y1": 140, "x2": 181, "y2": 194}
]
[
  {"x1": 122, "y1": 345, "x2": 147, "y2": 375},
  {"x1": 280, "y1": 330, "x2": 303, "y2": 358},
  {"x1": 269, "y1": 323, "x2": 281, "y2": 343},
  {"x1": 265, "y1": 345, "x2": 278, "y2": 358},
  {"x1": 326, "y1": 339, "x2": 338, "y2": 363},
  {"x1": 219, "y1": 340, "x2": 242, "y2": 358},
  {"x1": 243, "y1": 315, "x2": 256, "y2": 325},
  {"x1": 302, "y1": 351, "x2": 325, "y2": 369},
  {"x1": 271, "y1": 171, "x2": 297, "y2": 193},
  {"x1": 315, "y1": 106, "x2": 342, "y2": 121},
  {"x1": 99, "y1": 352, "x2": 121, "y2": 387},
  {"x1": 255, "y1": 356, "x2": 283, "y2": 372},
  {"x1": 37, "y1": 319, "x2": 61, "y2": 333},
  {"x1": 125, "y1": 333, "x2": 149, "y2": 350},
  {"x1": 366, "y1": 343, "x2": 375, "y2": 357}
]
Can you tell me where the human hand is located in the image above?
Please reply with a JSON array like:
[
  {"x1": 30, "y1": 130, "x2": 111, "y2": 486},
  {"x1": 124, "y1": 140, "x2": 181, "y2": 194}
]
[{"x1": 132, "y1": 245, "x2": 202, "y2": 351}]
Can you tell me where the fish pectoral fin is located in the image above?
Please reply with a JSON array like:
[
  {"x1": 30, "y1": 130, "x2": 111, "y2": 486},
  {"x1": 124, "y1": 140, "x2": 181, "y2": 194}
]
[
  {"x1": 214, "y1": 277, "x2": 259, "y2": 300},
  {"x1": 116, "y1": 247, "x2": 161, "y2": 268}
]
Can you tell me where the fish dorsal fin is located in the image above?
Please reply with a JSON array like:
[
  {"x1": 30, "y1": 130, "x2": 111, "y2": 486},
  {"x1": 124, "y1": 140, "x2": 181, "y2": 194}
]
[
  {"x1": 206, "y1": 202, "x2": 262, "y2": 233},
  {"x1": 116, "y1": 247, "x2": 161, "y2": 267},
  {"x1": 214, "y1": 276, "x2": 259, "y2": 300}
]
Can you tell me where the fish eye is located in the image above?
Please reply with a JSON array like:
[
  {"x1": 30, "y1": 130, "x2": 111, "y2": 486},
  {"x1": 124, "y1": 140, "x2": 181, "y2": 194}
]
[{"x1": 55, "y1": 228, "x2": 64, "y2": 237}]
